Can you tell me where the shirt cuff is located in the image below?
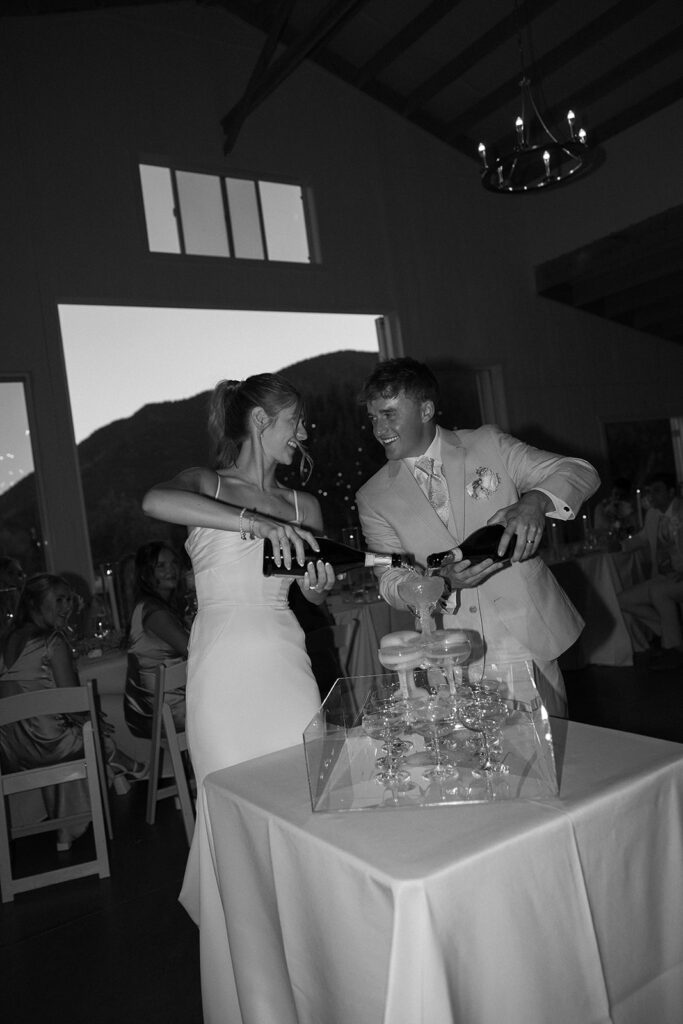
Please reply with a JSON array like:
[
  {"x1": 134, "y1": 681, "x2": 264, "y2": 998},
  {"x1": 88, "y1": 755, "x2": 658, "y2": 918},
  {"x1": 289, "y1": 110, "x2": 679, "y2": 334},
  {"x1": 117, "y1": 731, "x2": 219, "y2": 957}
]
[{"x1": 534, "y1": 487, "x2": 575, "y2": 521}]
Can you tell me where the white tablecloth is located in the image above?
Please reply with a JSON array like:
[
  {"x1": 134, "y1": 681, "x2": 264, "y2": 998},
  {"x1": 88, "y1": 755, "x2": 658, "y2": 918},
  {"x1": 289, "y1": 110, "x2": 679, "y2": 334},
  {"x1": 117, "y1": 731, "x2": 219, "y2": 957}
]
[{"x1": 192, "y1": 721, "x2": 683, "y2": 1024}]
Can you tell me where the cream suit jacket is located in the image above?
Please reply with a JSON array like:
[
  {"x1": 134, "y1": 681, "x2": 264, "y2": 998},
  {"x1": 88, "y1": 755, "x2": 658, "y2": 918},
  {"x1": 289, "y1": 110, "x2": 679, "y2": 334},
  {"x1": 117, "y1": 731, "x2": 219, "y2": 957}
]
[{"x1": 356, "y1": 425, "x2": 600, "y2": 662}]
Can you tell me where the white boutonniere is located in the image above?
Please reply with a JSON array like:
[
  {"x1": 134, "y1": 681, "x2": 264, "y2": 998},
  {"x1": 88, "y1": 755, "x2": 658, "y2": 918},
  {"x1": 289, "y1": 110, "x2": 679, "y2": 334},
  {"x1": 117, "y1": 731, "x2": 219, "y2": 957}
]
[{"x1": 467, "y1": 466, "x2": 501, "y2": 501}]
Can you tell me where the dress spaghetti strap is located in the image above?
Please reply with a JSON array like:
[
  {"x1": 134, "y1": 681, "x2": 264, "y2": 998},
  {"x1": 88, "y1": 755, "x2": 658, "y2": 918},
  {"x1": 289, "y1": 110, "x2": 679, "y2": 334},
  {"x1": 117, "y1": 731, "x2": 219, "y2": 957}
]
[{"x1": 214, "y1": 473, "x2": 222, "y2": 500}]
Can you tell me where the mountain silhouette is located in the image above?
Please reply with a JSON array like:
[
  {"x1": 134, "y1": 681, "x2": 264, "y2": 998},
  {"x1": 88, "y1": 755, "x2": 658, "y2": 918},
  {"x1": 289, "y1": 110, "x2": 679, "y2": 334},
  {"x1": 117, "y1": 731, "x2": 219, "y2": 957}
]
[{"x1": 0, "y1": 350, "x2": 383, "y2": 566}]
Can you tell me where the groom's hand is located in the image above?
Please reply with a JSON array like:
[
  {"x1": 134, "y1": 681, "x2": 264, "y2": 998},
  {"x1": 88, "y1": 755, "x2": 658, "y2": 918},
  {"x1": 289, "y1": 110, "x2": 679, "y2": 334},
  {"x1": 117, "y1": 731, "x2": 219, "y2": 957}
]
[
  {"x1": 488, "y1": 490, "x2": 551, "y2": 562},
  {"x1": 440, "y1": 552, "x2": 503, "y2": 590}
]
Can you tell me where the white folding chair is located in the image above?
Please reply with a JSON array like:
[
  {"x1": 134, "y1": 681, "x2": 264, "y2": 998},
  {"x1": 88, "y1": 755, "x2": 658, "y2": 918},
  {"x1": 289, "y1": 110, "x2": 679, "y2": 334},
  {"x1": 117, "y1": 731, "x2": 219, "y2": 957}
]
[
  {"x1": 144, "y1": 661, "x2": 195, "y2": 846},
  {"x1": 0, "y1": 680, "x2": 110, "y2": 902}
]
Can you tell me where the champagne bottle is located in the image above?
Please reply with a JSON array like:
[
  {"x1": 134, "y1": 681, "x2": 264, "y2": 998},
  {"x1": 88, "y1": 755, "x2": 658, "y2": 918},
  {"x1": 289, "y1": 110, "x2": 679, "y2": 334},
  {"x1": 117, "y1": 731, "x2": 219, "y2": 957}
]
[
  {"x1": 427, "y1": 523, "x2": 513, "y2": 569},
  {"x1": 262, "y1": 537, "x2": 414, "y2": 577}
]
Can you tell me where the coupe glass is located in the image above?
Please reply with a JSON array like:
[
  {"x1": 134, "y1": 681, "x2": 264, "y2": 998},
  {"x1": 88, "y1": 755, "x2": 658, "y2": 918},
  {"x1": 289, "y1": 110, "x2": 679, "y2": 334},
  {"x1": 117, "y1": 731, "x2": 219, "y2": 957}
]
[
  {"x1": 377, "y1": 638, "x2": 424, "y2": 699},
  {"x1": 397, "y1": 572, "x2": 445, "y2": 636},
  {"x1": 361, "y1": 704, "x2": 411, "y2": 786},
  {"x1": 421, "y1": 629, "x2": 471, "y2": 696},
  {"x1": 457, "y1": 698, "x2": 510, "y2": 774},
  {"x1": 411, "y1": 695, "x2": 458, "y2": 779}
]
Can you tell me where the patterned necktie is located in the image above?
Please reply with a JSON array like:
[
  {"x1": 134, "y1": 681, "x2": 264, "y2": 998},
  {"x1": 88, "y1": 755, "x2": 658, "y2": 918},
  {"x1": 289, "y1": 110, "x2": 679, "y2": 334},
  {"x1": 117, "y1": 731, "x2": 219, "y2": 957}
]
[{"x1": 414, "y1": 456, "x2": 450, "y2": 525}]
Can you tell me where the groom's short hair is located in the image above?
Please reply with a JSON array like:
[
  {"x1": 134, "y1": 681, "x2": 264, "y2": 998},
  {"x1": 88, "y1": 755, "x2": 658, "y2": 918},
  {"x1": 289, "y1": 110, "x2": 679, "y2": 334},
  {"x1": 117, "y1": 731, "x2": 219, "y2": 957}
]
[{"x1": 358, "y1": 357, "x2": 439, "y2": 407}]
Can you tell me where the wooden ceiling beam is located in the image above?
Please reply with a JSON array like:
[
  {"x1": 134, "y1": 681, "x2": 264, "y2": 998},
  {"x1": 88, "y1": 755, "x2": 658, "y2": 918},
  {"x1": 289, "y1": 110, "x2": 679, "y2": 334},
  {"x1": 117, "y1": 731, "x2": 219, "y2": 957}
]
[
  {"x1": 633, "y1": 301, "x2": 683, "y2": 333},
  {"x1": 443, "y1": 0, "x2": 658, "y2": 140},
  {"x1": 402, "y1": 0, "x2": 561, "y2": 117},
  {"x1": 594, "y1": 74, "x2": 683, "y2": 143},
  {"x1": 221, "y1": 0, "x2": 296, "y2": 153},
  {"x1": 354, "y1": 0, "x2": 463, "y2": 88},
  {"x1": 487, "y1": 24, "x2": 683, "y2": 157},
  {"x1": 219, "y1": 0, "x2": 369, "y2": 151},
  {"x1": 298, "y1": 37, "x2": 474, "y2": 159},
  {"x1": 567, "y1": 245, "x2": 683, "y2": 307},
  {"x1": 600, "y1": 273, "x2": 683, "y2": 319}
]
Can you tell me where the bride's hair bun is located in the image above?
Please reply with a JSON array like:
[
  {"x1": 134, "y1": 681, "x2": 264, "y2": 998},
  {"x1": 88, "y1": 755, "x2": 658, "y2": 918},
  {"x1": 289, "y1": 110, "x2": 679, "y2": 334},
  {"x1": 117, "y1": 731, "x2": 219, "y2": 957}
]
[{"x1": 207, "y1": 372, "x2": 312, "y2": 478}]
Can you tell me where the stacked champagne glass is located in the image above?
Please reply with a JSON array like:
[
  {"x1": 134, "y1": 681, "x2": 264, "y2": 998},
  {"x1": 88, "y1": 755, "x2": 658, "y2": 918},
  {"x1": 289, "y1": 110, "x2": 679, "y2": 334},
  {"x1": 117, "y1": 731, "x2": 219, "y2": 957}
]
[{"x1": 361, "y1": 567, "x2": 512, "y2": 787}]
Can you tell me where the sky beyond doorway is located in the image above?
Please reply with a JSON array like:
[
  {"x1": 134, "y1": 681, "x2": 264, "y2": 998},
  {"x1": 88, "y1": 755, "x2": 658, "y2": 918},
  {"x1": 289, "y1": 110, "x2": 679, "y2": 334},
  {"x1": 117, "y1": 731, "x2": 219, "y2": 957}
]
[{"x1": 58, "y1": 305, "x2": 381, "y2": 444}]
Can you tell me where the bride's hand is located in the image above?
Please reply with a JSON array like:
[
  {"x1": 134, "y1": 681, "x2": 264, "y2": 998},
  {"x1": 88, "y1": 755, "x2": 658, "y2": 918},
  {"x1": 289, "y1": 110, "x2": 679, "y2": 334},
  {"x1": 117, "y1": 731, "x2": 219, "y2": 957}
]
[
  {"x1": 301, "y1": 559, "x2": 335, "y2": 603},
  {"x1": 250, "y1": 516, "x2": 319, "y2": 570}
]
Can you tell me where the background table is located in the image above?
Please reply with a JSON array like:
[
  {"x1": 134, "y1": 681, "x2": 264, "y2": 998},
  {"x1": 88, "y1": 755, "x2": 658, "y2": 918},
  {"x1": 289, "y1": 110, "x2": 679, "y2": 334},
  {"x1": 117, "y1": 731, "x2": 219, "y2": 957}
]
[
  {"x1": 192, "y1": 721, "x2": 683, "y2": 1024},
  {"x1": 548, "y1": 550, "x2": 645, "y2": 668},
  {"x1": 327, "y1": 591, "x2": 415, "y2": 676}
]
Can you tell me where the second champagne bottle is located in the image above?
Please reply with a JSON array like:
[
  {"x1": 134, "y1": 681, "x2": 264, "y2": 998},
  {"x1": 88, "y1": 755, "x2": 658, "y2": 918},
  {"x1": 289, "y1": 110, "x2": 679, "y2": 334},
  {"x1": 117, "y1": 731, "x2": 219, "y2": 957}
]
[{"x1": 262, "y1": 537, "x2": 414, "y2": 577}]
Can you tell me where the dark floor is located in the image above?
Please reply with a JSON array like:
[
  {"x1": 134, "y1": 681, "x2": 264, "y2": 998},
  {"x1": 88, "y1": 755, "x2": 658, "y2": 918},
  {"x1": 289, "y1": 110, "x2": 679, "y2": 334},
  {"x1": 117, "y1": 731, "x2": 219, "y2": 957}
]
[{"x1": 2, "y1": 661, "x2": 682, "y2": 1024}]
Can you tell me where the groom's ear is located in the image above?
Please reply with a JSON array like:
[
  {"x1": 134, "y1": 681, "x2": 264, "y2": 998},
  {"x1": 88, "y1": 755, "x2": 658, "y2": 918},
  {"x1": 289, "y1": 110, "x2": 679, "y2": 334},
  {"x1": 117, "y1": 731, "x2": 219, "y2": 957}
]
[{"x1": 421, "y1": 400, "x2": 435, "y2": 422}]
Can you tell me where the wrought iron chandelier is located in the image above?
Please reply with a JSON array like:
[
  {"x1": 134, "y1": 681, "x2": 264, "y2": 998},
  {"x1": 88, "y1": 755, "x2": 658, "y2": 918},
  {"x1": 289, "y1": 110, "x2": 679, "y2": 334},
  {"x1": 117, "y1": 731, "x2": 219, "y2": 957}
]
[{"x1": 478, "y1": 7, "x2": 602, "y2": 194}]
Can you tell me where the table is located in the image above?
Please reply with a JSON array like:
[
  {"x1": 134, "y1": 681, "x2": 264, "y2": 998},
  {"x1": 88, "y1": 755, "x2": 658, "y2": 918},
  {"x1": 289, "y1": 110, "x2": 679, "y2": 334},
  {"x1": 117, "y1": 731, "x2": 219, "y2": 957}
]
[
  {"x1": 327, "y1": 591, "x2": 415, "y2": 676},
  {"x1": 191, "y1": 722, "x2": 683, "y2": 1024},
  {"x1": 548, "y1": 550, "x2": 645, "y2": 668}
]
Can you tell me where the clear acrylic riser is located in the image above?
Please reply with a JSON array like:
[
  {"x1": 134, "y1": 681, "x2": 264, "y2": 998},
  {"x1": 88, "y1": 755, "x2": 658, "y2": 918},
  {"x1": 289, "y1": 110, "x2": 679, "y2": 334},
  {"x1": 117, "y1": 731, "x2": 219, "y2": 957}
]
[{"x1": 303, "y1": 665, "x2": 558, "y2": 812}]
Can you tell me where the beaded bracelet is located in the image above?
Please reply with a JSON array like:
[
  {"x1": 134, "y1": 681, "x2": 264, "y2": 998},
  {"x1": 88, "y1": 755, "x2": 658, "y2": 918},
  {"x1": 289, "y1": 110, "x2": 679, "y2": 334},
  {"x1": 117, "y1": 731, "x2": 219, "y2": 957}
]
[{"x1": 239, "y1": 507, "x2": 249, "y2": 541}]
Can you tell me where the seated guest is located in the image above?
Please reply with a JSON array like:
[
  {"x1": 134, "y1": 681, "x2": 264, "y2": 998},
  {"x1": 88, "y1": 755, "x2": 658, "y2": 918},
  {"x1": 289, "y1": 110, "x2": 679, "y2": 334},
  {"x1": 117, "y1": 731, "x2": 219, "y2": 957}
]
[
  {"x1": 124, "y1": 541, "x2": 189, "y2": 738},
  {"x1": 0, "y1": 573, "x2": 145, "y2": 850},
  {"x1": 593, "y1": 477, "x2": 637, "y2": 538},
  {"x1": 618, "y1": 472, "x2": 683, "y2": 668}
]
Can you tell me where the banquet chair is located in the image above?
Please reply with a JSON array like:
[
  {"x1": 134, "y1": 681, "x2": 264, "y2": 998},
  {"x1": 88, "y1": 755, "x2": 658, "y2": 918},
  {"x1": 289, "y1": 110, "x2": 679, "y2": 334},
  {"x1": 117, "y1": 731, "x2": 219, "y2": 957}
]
[
  {"x1": 0, "y1": 680, "x2": 110, "y2": 902},
  {"x1": 145, "y1": 661, "x2": 195, "y2": 846}
]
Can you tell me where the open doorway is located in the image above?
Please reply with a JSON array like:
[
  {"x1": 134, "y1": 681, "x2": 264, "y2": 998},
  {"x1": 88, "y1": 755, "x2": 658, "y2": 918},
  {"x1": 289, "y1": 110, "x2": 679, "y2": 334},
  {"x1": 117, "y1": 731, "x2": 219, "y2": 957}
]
[{"x1": 57, "y1": 305, "x2": 385, "y2": 562}]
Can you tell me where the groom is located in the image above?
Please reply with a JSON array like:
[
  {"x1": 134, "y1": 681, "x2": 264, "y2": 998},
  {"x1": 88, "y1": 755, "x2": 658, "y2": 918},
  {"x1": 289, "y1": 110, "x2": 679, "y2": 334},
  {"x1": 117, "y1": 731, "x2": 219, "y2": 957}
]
[{"x1": 355, "y1": 358, "x2": 600, "y2": 717}]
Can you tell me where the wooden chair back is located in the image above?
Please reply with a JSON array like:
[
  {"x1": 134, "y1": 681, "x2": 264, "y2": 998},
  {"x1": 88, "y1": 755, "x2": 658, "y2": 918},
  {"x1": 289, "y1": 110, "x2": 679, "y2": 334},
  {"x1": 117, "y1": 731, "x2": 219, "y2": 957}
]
[
  {"x1": 144, "y1": 660, "x2": 194, "y2": 846},
  {"x1": 0, "y1": 680, "x2": 110, "y2": 902}
]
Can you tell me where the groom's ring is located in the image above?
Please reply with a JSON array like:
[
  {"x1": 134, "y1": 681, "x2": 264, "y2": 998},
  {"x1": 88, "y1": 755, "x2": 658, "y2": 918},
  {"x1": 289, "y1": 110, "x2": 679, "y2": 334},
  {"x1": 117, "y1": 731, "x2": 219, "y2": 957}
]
[{"x1": 525, "y1": 538, "x2": 533, "y2": 545}]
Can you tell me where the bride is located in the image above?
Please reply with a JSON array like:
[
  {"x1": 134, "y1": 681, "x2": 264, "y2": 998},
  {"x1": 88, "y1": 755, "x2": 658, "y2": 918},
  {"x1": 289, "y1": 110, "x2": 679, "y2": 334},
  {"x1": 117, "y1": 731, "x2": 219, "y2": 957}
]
[
  {"x1": 143, "y1": 374, "x2": 335, "y2": 933},
  {"x1": 142, "y1": 372, "x2": 335, "y2": 789}
]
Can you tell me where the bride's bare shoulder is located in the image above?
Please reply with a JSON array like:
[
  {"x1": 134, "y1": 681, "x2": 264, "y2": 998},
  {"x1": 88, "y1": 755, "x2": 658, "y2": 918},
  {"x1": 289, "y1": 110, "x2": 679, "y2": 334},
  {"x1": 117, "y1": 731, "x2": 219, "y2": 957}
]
[{"x1": 165, "y1": 466, "x2": 219, "y2": 496}]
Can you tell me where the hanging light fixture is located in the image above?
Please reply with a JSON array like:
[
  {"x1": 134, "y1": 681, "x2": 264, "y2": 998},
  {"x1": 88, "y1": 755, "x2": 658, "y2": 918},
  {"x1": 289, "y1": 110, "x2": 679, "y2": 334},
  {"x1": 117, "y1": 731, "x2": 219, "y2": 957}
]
[{"x1": 478, "y1": 5, "x2": 602, "y2": 194}]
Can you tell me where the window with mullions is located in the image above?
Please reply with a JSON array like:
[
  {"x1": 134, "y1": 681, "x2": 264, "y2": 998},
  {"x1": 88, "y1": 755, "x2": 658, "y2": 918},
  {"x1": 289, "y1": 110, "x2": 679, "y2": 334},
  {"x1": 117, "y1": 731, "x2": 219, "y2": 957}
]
[{"x1": 139, "y1": 164, "x2": 314, "y2": 264}]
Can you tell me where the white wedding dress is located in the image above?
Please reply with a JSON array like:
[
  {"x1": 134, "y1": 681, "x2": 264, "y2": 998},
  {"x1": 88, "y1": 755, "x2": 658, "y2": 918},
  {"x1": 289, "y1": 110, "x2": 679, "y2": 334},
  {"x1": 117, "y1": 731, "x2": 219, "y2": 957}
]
[{"x1": 179, "y1": 515, "x2": 321, "y2": 927}]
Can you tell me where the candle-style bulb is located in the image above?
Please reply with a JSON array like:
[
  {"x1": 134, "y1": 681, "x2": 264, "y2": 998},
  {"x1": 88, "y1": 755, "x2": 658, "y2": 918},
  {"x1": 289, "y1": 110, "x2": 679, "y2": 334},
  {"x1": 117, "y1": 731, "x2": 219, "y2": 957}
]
[
  {"x1": 578, "y1": 127, "x2": 587, "y2": 144},
  {"x1": 478, "y1": 141, "x2": 487, "y2": 169},
  {"x1": 567, "y1": 109, "x2": 576, "y2": 138},
  {"x1": 543, "y1": 149, "x2": 550, "y2": 177},
  {"x1": 515, "y1": 116, "x2": 524, "y2": 146}
]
